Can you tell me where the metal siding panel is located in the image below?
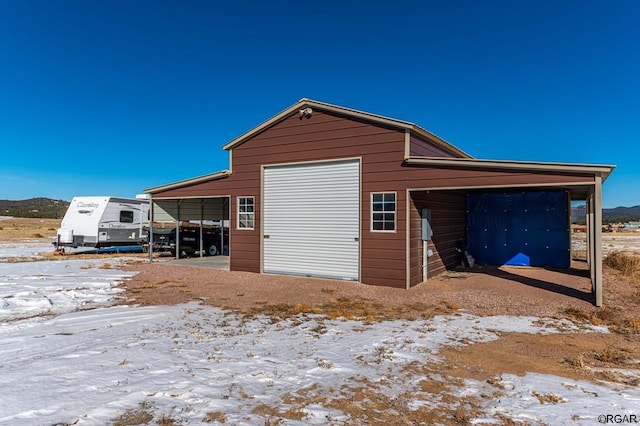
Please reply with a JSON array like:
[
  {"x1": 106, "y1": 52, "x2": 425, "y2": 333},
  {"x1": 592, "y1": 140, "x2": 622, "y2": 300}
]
[{"x1": 263, "y1": 160, "x2": 360, "y2": 280}]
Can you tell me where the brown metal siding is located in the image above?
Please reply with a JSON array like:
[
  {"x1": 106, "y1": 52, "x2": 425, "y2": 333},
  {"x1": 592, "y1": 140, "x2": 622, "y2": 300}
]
[
  {"x1": 409, "y1": 191, "x2": 467, "y2": 286},
  {"x1": 409, "y1": 135, "x2": 458, "y2": 158},
  {"x1": 232, "y1": 111, "x2": 408, "y2": 286}
]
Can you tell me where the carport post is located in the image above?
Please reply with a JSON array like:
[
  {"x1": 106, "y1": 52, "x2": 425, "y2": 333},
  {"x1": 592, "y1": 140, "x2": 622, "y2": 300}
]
[
  {"x1": 586, "y1": 197, "x2": 592, "y2": 267},
  {"x1": 594, "y1": 175, "x2": 603, "y2": 307},
  {"x1": 200, "y1": 200, "x2": 204, "y2": 258},
  {"x1": 148, "y1": 200, "x2": 154, "y2": 263},
  {"x1": 175, "y1": 200, "x2": 181, "y2": 260},
  {"x1": 221, "y1": 197, "x2": 227, "y2": 256}
]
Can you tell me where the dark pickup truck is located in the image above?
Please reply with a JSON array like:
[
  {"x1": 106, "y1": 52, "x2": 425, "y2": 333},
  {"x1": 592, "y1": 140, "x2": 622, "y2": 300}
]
[{"x1": 151, "y1": 225, "x2": 229, "y2": 256}]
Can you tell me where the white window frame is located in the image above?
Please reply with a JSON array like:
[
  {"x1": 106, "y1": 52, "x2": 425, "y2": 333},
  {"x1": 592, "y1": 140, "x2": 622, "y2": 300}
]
[
  {"x1": 371, "y1": 192, "x2": 396, "y2": 233},
  {"x1": 237, "y1": 196, "x2": 255, "y2": 230}
]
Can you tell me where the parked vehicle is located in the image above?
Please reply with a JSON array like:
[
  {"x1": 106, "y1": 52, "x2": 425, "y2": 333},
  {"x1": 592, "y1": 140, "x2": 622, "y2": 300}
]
[
  {"x1": 54, "y1": 195, "x2": 150, "y2": 250},
  {"x1": 151, "y1": 224, "x2": 228, "y2": 256}
]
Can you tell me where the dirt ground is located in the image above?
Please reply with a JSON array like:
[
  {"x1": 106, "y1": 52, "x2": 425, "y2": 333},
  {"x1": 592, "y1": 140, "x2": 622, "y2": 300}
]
[{"x1": 6, "y1": 218, "x2": 640, "y2": 398}]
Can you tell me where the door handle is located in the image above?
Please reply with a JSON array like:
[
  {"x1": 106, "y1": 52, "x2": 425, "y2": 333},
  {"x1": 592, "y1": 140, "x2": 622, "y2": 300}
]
[
  {"x1": 264, "y1": 235, "x2": 270, "y2": 239},
  {"x1": 354, "y1": 237, "x2": 359, "y2": 241}
]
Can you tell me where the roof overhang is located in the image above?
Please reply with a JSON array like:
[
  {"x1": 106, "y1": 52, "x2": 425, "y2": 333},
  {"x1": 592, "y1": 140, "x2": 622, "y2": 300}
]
[
  {"x1": 222, "y1": 98, "x2": 472, "y2": 158},
  {"x1": 404, "y1": 156, "x2": 615, "y2": 182},
  {"x1": 404, "y1": 156, "x2": 616, "y2": 200},
  {"x1": 144, "y1": 170, "x2": 231, "y2": 195}
]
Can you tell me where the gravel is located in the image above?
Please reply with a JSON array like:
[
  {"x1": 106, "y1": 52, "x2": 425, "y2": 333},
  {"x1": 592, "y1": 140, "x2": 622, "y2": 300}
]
[{"x1": 121, "y1": 259, "x2": 630, "y2": 319}]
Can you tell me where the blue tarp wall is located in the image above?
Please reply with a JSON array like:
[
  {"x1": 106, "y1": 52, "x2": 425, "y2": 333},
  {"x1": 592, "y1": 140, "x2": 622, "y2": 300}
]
[{"x1": 466, "y1": 191, "x2": 570, "y2": 268}]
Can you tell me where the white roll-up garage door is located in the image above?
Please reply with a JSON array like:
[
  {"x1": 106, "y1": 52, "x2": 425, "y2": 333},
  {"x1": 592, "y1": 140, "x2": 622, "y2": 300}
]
[{"x1": 263, "y1": 159, "x2": 360, "y2": 280}]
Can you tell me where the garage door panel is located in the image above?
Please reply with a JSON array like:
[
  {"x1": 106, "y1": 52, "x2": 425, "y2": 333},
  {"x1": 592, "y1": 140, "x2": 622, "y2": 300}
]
[{"x1": 263, "y1": 160, "x2": 360, "y2": 280}]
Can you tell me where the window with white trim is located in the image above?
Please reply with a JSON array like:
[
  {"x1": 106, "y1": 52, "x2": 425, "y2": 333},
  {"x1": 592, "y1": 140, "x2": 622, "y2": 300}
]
[
  {"x1": 371, "y1": 192, "x2": 396, "y2": 232},
  {"x1": 237, "y1": 197, "x2": 255, "y2": 229}
]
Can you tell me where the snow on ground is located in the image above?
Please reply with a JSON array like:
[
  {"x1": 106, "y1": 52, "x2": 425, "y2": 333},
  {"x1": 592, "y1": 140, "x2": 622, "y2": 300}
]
[
  {"x1": 0, "y1": 251, "x2": 136, "y2": 322},
  {"x1": 0, "y1": 242, "x2": 638, "y2": 425},
  {"x1": 573, "y1": 233, "x2": 640, "y2": 255},
  {"x1": 0, "y1": 241, "x2": 51, "y2": 262},
  {"x1": 601, "y1": 235, "x2": 640, "y2": 254},
  {"x1": 468, "y1": 373, "x2": 640, "y2": 424}
]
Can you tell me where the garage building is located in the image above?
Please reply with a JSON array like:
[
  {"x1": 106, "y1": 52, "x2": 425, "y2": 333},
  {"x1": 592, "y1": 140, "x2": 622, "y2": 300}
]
[{"x1": 145, "y1": 99, "x2": 614, "y2": 306}]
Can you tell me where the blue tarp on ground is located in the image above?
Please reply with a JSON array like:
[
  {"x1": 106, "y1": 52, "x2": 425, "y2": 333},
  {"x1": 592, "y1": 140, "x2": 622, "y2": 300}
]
[{"x1": 466, "y1": 191, "x2": 570, "y2": 268}]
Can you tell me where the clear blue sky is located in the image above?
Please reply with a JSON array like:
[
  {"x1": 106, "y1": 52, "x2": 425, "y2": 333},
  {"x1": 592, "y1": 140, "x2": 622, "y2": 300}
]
[{"x1": 1, "y1": 1, "x2": 638, "y2": 208}]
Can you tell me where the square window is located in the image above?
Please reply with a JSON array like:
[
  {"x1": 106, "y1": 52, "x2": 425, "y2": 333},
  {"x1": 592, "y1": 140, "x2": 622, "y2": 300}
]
[{"x1": 120, "y1": 210, "x2": 134, "y2": 223}]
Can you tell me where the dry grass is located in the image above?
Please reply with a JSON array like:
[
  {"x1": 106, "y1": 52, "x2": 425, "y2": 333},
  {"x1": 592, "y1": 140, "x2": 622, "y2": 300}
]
[
  {"x1": 156, "y1": 413, "x2": 180, "y2": 425},
  {"x1": 236, "y1": 298, "x2": 461, "y2": 322},
  {"x1": 605, "y1": 251, "x2": 640, "y2": 281},
  {"x1": 112, "y1": 402, "x2": 154, "y2": 426},
  {"x1": 531, "y1": 390, "x2": 566, "y2": 404},
  {"x1": 0, "y1": 218, "x2": 59, "y2": 241},
  {"x1": 203, "y1": 412, "x2": 227, "y2": 423},
  {"x1": 564, "y1": 305, "x2": 640, "y2": 335},
  {"x1": 593, "y1": 348, "x2": 630, "y2": 363}
]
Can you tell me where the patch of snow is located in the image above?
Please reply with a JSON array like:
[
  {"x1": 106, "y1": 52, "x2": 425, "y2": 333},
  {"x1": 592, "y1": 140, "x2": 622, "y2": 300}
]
[
  {"x1": 0, "y1": 255, "x2": 136, "y2": 322},
  {"x1": 0, "y1": 242, "x2": 51, "y2": 261},
  {"x1": 470, "y1": 373, "x2": 640, "y2": 424}
]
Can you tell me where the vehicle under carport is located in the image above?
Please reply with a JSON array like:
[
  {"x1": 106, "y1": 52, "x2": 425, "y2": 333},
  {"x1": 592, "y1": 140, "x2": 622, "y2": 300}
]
[{"x1": 148, "y1": 197, "x2": 229, "y2": 259}]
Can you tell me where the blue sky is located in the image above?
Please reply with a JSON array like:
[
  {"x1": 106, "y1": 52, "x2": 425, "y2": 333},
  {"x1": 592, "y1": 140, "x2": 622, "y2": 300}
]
[{"x1": 1, "y1": 1, "x2": 638, "y2": 208}]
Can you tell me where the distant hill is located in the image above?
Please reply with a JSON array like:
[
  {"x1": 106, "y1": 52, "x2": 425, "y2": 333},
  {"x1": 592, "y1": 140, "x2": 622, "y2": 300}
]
[
  {"x1": 572, "y1": 205, "x2": 640, "y2": 224},
  {"x1": 0, "y1": 198, "x2": 70, "y2": 219}
]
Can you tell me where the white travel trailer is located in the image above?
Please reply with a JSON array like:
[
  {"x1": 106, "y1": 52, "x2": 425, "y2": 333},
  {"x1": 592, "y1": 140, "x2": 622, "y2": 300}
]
[{"x1": 55, "y1": 195, "x2": 150, "y2": 249}]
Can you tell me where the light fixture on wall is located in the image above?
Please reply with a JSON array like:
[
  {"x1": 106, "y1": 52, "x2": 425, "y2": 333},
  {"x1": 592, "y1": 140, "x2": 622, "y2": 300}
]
[{"x1": 299, "y1": 107, "x2": 313, "y2": 119}]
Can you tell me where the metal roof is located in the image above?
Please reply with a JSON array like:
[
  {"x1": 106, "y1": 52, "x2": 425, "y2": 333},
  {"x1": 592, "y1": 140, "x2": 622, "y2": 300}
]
[
  {"x1": 144, "y1": 170, "x2": 231, "y2": 194},
  {"x1": 405, "y1": 156, "x2": 615, "y2": 182}
]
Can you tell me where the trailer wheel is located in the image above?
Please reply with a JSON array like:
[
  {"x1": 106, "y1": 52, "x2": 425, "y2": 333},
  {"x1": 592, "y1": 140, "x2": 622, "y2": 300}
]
[{"x1": 207, "y1": 244, "x2": 218, "y2": 256}]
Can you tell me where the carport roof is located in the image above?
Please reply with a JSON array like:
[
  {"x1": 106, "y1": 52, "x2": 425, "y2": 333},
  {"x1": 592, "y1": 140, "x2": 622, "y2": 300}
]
[
  {"x1": 145, "y1": 170, "x2": 230, "y2": 194},
  {"x1": 404, "y1": 156, "x2": 616, "y2": 199},
  {"x1": 405, "y1": 156, "x2": 615, "y2": 180}
]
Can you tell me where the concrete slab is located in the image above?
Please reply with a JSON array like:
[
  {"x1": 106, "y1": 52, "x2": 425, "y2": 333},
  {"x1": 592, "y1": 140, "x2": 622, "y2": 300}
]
[{"x1": 163, "y1": 255, "x2": 229, "y2": 270}]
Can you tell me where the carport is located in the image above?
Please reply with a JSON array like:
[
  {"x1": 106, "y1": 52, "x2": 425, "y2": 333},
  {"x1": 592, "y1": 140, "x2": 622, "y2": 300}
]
[
  {"x1": 405, "y1": 157, "x2": 611, "y2": 306},
  {"x1": 148, "y1": 196, "x2": 230, "y2": 260}
]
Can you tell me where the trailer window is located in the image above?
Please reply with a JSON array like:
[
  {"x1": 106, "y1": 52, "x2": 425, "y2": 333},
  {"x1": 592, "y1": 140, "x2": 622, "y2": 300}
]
[
  {"x1": 237, "y1": 197, "x2": 254, "y2": 230},
  {"x1": 120, "y1": 210, "x2": 134, "y2": 223}
]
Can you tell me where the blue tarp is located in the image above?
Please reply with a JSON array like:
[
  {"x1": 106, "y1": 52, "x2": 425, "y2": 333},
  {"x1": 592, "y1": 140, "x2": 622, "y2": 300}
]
[
  {"x1": 466, "y1": 191, "x2": 570, "y2": 268},
  {"x1": 80, "y1": 245, "x2": 145, "y2": 254}
]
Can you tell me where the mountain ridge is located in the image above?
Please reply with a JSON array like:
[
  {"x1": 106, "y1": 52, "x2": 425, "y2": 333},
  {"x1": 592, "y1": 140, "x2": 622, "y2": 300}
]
[
  {"x1": 571, "y1": 204, "x2": 640, "y2": 224},
  {"x1": 0, "y1": 198, "x2": 70, "y2": 219}
]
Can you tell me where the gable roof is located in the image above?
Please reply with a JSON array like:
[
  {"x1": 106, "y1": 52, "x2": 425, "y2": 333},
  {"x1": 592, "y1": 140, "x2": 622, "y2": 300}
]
[{"x1": 222, "y1": 98, "x2": 472, "y2": 158}]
